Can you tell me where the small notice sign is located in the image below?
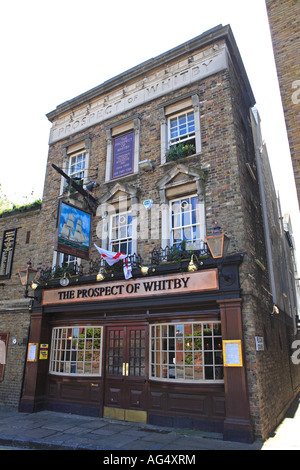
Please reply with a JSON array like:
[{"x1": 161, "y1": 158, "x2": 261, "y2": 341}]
[
  {"x1": 112, "y1": 131, "x2": 134, "y2": 179},
  {"x1": 39, "y1": 344, "x2": 49, "y2": 360},
  {"x1": 27, "y1": 343, "x2": 38, "y2": 362},
  {"x1": 255, "y1": 336, "x2": 264, "y2": 351},
  {"x1": 222, "y1": 340, "x2": 243, "y2": 367}
]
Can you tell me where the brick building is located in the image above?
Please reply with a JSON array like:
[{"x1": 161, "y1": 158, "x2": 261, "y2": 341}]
[
  {"x1": 265, "y1": 0, "x2": 300, "y2": 207},
  {"x1": 3, "y1": 25, "x2": 298, "y2": 442},
  {"x1": 0, "y1": 203, "x2": 41, "y2": 407}
]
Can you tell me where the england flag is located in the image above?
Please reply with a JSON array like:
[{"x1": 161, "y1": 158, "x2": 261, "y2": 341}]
[{"x1": 94, "y1": 243, "x2": 132, "y2": 279}]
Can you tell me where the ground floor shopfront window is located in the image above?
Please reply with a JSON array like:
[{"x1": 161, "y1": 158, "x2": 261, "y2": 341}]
[
  {"x1": 48, "y1": 322, "x2": 223, "y2": 381},
  {"x1": 150, "y1": 321, "x2": 223, "y2": 382},
  {"x1": 49, "y1": 326, "x2": 103, "y2": 375}
]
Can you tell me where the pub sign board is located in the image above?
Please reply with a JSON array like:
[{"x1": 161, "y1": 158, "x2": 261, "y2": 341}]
[
  {"x1": 54, "y1": 201, "x2": 92, "y2": 260},
  {"x1": 112, "y1": 131, "x2": 134, "y2": 179},
  {"x1": 42, "y1": 269, "x2": 219, "y2": 306},
  {"x1": 0, "y1": 228, "x2": 17, "y2": 279}
]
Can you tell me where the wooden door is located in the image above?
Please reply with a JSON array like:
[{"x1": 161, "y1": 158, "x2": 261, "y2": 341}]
[{"x1": 103, "y1": 324, "x2": 148, "y2": 422}]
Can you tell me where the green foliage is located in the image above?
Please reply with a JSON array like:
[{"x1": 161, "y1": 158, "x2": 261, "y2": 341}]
[
  {"x1": 166, "y1": 143, "x2": 196, "y2": 162},
  {"x1": 0, "y1": 199, "x2": 42, "y2": 215},
  {"x1": 0, "y1": 186, "x2": 42, "y2": 216}
]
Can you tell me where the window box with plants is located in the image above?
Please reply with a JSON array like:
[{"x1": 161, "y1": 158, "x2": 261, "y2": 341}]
[{"x1": 166, "y1": 143, "x2": 196, "y2": 162}]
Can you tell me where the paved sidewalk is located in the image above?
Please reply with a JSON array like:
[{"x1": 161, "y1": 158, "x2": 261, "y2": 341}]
[
  {"x1": 261, "y1": 394, "x2": 300, "y2": 450},
  {"x1": 0, "y1": 408, "x2": 261, "y2": 451},
  {"x1": 0, "y1": 396, "x2": 299, "y2": 451}
]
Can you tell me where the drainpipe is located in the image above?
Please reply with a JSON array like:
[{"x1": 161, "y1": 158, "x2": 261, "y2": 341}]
[{"x1": 251, "y1": 109, "x2": 278, "y2": 308}]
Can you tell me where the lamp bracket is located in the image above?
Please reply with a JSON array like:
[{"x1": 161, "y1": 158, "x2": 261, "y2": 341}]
[
  {"x1": 24, "y1": 288, "x2": 42, "y2": 303},
  {"x1": 215, "y1": 259, "x2": 235, "y2": 286}
]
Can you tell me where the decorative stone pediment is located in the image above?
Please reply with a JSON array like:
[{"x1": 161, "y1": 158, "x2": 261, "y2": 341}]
[
  {"x1": 99, "y1": 182, "x2": 140, "y2": 205},
  {"x1": 156, "y1": 164, "x2": 207, "y2": 202}
]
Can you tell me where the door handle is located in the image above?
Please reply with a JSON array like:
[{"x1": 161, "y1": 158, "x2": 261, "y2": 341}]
[{"x1": 122, "y1": 362, "x2": 129, "y2": 376}]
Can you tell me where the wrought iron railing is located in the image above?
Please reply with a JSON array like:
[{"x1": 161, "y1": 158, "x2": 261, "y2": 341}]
[
  {"x1": 35, "y1": 252, "x2": 143, "y2": 284},
  {"x1": 150, "y1": 244, "x2": 210, "y2": 266},
  {"x1": 88, "y1": 252, "x2": 143, "y2": 275},
  {"x1": 39, "y1": 262, "x2": 83, "y2": 283},
  {"x1": 38, "y1": 245, "x2": 212, "y2": 283}
]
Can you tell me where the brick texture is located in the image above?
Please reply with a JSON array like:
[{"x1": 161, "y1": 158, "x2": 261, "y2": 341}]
[
  {"x1": 266, "y1": 0, "x2": 300, "y2": 207},
  {"x1": 0, "y1": 206, "x2": 41, "y2": 407}
]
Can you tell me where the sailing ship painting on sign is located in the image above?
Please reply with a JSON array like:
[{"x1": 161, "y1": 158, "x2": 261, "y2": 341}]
[{"x1": 55, "y1": 202, "x2": 91, "y2": 259}]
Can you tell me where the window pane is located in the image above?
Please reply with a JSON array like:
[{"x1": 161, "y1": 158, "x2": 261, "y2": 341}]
[
  {"x1": 194, "y1": 366, "x2": 203, "y2": 380},
  {"x1": 176, "y1": 351, "x2": 184, "y2": 365},
  {"x1": 193, "y1": 324, "x2": 202, "y2": 336},
  {"x1": 214, "y1": 323, "x2": 222, "y2": 336},
  {"x1": 184, "y1": 323, "x2": 192, "y2": 336},
  {"x1": 183, "y1": 228, "x2": 192, "y2": 241},
  {"x1": 176, "y1": 324, "x2": 183, "y2": 336},
  {"x1": 187, "y1": 112, "x2": 195, "y2": 132},
  {"x1": 110, "y1": 211, "x2": 132, "y2": 254},
  {"x1": 49, "y1": 327, "x2": 102, "y2": 376},
  {"x1": 171, "y1": 196, "x2": 200, "y2": 247},
  {"x1": 205, "y1": 367, "x2": 213, "y2": 380},
  {"x1": 185, "y1": 366, "x2": 193, "y2": 379},
  {"x1": 168, "y1": 110, "x2": 195, "y2": 146},
  {"x1": 169, "y1": 325, "x2": 175, "y2": 337},
  {"x1": 150, "y1": 322, "x2": 223, "y2": 383},
  {"x1": 204, "y1": 338, "x2": 213, "y2": 350},
  {"x1": 69, "y1": 152, "x2": 86, "y2": 180},
  {"x1": 215, "y1": 366, "x2": 224, "y2": 380}
]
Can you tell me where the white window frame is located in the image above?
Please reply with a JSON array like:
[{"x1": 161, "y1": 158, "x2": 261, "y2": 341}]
[
  {"x1": 159, "y1": 94, "x2": 201, "y2": 165},
  {"x1": 52, "y1": 251, "x2": 81, "y2": 271},
  {"x1": 68, "y1": 150, "x2": 87, "y2": 182},
  {"x1": 168, "y1": 109, "x2": 196, "y2": 149},
  {"x1": 60, "y1": 136, "x2": 91, "y2": 195},
  {"x1": 169, "y1": 194, "x2": 204, "y2": 250},
  {"x1": 109, "y1": 210, "x2": 133, "y2": 255},
  {"x1": 49, "y1": 326, "x2": 103, "y2": 376},
  {"x1": 150, "y1": 321, "x2": 223, "y2": 383}
]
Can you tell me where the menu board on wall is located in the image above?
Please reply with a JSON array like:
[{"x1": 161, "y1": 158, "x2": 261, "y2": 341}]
[
  {"x1": 27, "y1": 343, "x2": 38, "y2": 362},
  {"x1": 112, "y1": 131, "x2": 134, "y2": 179},
  {"x1": 0, "y1": 229, "x2": 17, "y2": 279},
  {"x1": 222, "y1": 340, "x2": 243, "y2": 367}
]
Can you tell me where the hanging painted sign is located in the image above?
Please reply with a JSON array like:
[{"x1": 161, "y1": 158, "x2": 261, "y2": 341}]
[{"x1": 54, "y1": 201, "x2": 92, "y2": 260}]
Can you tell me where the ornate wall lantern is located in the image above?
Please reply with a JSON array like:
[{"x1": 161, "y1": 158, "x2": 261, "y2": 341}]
[
  {"x1": 18, "y1": 260, "x2": 41, "y2": 301},
  {"x1": 205, "y1": 222, "x2": 230, "y2": 259}
]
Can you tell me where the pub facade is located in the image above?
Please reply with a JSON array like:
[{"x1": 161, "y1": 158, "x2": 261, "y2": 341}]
[{"x1": 17, "y1": 25, "x2": 300, "y2": 442}]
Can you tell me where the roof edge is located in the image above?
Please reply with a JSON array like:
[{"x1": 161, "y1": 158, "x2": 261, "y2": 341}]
[{"x1": 46, "y1": 24, "x2": 255, "y2": 122}]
